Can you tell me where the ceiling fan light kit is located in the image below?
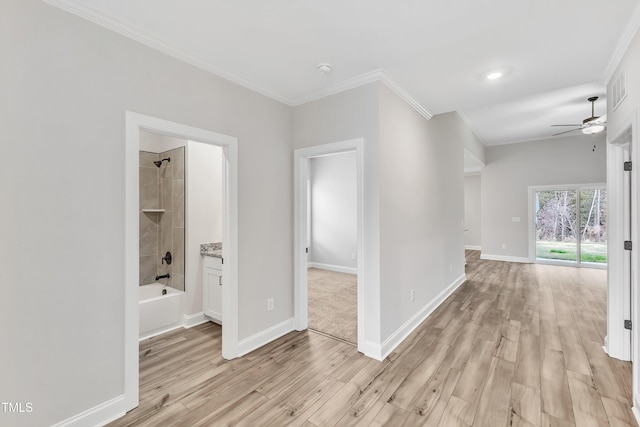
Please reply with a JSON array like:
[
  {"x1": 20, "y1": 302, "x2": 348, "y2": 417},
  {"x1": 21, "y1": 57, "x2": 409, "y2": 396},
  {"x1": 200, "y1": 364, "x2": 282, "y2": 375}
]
[{"x1": 551, "y1": 96, "x2": 607, "y2": 136}]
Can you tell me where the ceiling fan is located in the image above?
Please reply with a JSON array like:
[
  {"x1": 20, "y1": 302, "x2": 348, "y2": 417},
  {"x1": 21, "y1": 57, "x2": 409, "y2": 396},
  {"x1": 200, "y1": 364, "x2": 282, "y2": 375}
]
[{"x1": 551, "y1": 96, "x2": 607, "y2": 136}]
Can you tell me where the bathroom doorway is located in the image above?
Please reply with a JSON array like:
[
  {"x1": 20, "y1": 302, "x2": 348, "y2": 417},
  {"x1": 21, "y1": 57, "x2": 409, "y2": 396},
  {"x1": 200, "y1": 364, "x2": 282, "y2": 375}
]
[{"x1": 124, "y1": 112, "x2": 239, "y2": 413}]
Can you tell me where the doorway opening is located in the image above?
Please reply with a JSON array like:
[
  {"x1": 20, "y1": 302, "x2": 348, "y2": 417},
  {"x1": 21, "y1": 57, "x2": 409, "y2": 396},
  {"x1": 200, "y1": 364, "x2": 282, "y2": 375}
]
[
  {"x1": 124, "y1": 112, "x2": 239, "y2": 413},
  {"x1": 294, "y1": 138, "x2": 366, "y2": 355},
  {"x1": 307, "y1": 152, "x2": 358, "y2": 344},
  {"x1": 531, "y1": 185, "x2": 607, "y2": 268}
]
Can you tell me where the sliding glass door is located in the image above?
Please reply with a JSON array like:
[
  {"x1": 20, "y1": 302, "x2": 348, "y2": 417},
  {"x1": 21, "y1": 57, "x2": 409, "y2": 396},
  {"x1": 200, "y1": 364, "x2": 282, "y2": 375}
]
[{"x1": 533, "y1": 186, "x2": 606, "y2": 266}]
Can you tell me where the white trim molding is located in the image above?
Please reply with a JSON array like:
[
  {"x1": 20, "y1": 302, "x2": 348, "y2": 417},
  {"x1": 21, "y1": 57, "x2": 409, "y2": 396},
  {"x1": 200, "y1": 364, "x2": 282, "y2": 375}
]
[
  {"x1": 601, "y1": 1, "x2": 640, "y2": 84},
  {"x1": 42, "y1": 0, "x2": 290, "y2": 105},
  {"x1": 291, "y1": 69, "x2": 433, "y2": 120},
  {"x1": 308, "y1": 262, "x2": 357, "y2": 275},
  {"x1": 237, "y1": 318, "x2": 295, "y2": 357},
  {"x1": 294, "y1": 139, "x2": 372, "y2": 357},
  {"x1": 464, "y1": 245, "x2": 481, "y2": 251},
  {"x1": 124, "y1": 112, "x2": 240, "y2": 420},
  {"x1": 480, "y1": 254, "x2": 531, "y2": 263},
  {"x1": 50, "y1": 395, "x2": 125, "y2": 427},
  {"x1": 606, "y1": 115, "x2": 637, "y2": 364},
  {"x1": 183, "y1": 312, "x2": 208, "y2": 328},
  {"x1": 378, "y1": 273, "x2": 467, "y2": 360},
  {"x1": 457, "y1": 110, "x2": 487, "y2": 145},
  {"x1": 42, "y1": 0, "x2": 435, "y2": 121},
  {"x1": 633, "y1": 393, "x2": 640, "y2": 427}
]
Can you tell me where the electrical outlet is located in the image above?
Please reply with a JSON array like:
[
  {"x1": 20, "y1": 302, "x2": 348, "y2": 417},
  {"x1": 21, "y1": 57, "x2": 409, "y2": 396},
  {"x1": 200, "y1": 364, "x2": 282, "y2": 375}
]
[
  {"x1": 449, "y1": 264, "x2": 453, "y2": 273},
  {"x1": 501, "y1": 243, "x2": 507, "y2": 249},
  {"x1": 351, "y1": 253, "x2": 357, "y2": 260},
  {"x1": 410, "y1": 289, "x2": 415, "y2": 303},
  {"x1": 267, "y1": 298, "x2": 274, "y2": 311}
]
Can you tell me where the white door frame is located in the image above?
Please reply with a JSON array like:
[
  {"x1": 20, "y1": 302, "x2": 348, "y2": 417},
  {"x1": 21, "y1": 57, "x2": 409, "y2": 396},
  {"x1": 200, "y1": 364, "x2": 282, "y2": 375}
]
[
  {"x1": 606, "y1": 110, "x2": 638, "y2": 374},
  {"x1": 607, "y1": 130, "x2": 633, "y2": 363},
  {"x1": 294, "y1": 139, "x2": 366, "y2": 353},
  {"x1": 124, "y1": 112, "x2": 239, "y2": 412}
]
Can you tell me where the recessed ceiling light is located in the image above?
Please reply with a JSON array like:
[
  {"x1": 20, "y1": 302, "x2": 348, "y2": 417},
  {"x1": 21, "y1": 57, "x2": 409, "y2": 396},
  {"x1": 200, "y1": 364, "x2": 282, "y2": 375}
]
[
  {"x1": 486, "y1": 71, "x2": 503, "y2": 80},
  {"x1": 317, "y1": 63, "x2": 332, "y2": 74}
]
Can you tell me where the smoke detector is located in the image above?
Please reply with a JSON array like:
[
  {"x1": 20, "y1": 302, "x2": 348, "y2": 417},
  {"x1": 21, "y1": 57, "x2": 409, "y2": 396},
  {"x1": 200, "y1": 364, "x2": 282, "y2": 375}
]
[{"x1": 317, "y1": 63, "x2": 332, "y2": 74}]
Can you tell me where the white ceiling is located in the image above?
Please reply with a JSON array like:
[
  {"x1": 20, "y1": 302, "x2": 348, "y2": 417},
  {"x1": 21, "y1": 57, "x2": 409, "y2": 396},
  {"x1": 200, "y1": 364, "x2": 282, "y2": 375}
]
[{"x1": 47, "y1": 0, "x2": 640, "y2": 145}]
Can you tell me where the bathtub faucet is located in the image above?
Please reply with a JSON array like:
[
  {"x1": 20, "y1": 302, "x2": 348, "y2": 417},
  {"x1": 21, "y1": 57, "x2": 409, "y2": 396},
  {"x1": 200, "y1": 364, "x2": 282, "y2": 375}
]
[{"x1": 155, "y1": 273, "x2": 170, "y2": 281}]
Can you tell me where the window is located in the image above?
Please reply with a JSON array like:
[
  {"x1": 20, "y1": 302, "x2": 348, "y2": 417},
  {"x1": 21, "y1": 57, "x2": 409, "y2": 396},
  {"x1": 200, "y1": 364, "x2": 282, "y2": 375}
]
[{"x1": 533, "y1": 186, "x2": 606, "y2": 266}]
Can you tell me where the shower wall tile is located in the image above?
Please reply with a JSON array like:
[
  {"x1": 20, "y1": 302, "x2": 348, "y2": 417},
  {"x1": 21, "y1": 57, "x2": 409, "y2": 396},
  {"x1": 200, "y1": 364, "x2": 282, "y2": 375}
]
[
  {"x1": 159, "y1": 211, "x2": 173, "y2": 261},
  {"x1": 173, "y1": 227, "x2": 185, "y2": 274},
  {"x1": 173, "y1": 180, "x2": 185, "y2": 228},
  {"x1": 139, "y1": 151, "x2": 159, "y2": 168},
  {"x1": 172, "y1": 147, "x2": 185, "y2": 180},
  {"x1": 161, "y1": 169, "x2": 173, "y2": 211},
  {"x1": 157, "y1": 257, "x2": 171, "y2": 278},
  {"x1": 139, "y1": 212, "x2": 158, "y2": 257},
  {"x1": 156, "y1": 274, "x2": 171, "y2": 287},
  {"x1": 139, "y1": 255, "x2": 156, "y2": 286},
  {"x1": 171, "y1": 273, "x2": 185, "y2": 292},
  {"x1": 139, "y1": 167, "x2": 158, "y2": 209}
]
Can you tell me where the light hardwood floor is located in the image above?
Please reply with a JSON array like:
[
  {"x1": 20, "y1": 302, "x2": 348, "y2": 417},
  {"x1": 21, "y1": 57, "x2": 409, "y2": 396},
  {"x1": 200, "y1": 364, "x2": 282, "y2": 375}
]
[{"x1": 109, "y1": 251, "x2": 636, "y2": 426}]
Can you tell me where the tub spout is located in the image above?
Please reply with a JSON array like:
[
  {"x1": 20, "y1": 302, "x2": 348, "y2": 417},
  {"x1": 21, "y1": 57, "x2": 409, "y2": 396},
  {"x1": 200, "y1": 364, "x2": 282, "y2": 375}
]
[{"x1": 155, "y1": 273, "x2": 170, "y2": 281}]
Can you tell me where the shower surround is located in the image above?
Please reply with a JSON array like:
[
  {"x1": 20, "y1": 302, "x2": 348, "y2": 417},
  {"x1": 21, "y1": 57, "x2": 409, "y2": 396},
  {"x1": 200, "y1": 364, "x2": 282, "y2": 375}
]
[{"x1": 139, "y1": 147, "x2": 185, "y2": 291}]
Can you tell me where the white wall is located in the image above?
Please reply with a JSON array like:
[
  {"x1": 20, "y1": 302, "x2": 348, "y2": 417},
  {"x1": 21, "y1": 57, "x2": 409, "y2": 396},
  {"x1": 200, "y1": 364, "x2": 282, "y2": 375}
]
[
  {"x1": 293, "y1": 83, "x2": 382, "y2": 345},
  {"x1": 186, "y1": 141, "x2": 223, "y2": 315},
  {"x1": 607, "y1": 26, "x2": 640, "y2": 139},
  {"x1": 606, "y1": 20, "x2": 640, "y2": 403},
  {"x1": 139, "y1": 132, "x2": 187, "y2": 153},
  {"x1": 378, "y1": 89, "x2": 466, "y2": 342},
  {"x1": 464, "y1": 174, "x2": 482, "y2": 249},
  {"x1": 0, "y1": 1, "x2": 291, "y2": 426},
  {"x1": 309, "y1": 153, "x2": 357, "y2": 270},
  {"x1": 481, "y1": 134, "x2": 606, "y2": 260},
  {"x1": 293, "y1": 84, "x2": 473, "y2": 351}
]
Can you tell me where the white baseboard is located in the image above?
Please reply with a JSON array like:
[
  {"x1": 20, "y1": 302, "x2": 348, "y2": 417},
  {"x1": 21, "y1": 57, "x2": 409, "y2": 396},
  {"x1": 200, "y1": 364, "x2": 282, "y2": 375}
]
[
  {"x1": 633, "y1": 394, "x2": 640, "y2": 426},
  {"x1": 237, "y1": 318, "x2": 295, "y2": 357},
  {"x1": 51, "y1": 394, "x2": 125, "y2": 427},
  {"x1": 480, "y1": 253, "x2": 531, "y2": 263},
  {"x1": 183, "y1": 312, "x2": 208, "y2": 328},
  {"x1": 308, "y1": 262, "x2": 357, "y2": 275},
  {"x1": 465, "y1": 245, "x2": 481, "y2": 251},
  {"x1": 360, "y1": 340, "x2": 384, "y2": 361},
  {"x1": 378, "y1": 273, "x2": 467, "y2": 361},
  {"x1": 139, "y1": 323, "x2": 183, "y2": 342}
]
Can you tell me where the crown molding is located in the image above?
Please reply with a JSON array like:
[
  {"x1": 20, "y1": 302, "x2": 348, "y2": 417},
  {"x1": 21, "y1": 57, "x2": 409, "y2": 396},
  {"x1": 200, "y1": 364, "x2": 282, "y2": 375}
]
[
  {"x1": 42, "y1": 0, "x2": 292, "y2": 105},
  {"x1": 457, "y1": 110, "x2": 487, "y2": 145},
  {"x1": 291, "y1": 69, "x2": 433, "y2": 120},
  {"x1": 601, "y1": 1, "x2": 640, "y2": 85},
  {"x1": 42, "y1": 0, "x2": 434, "y2": 118}
]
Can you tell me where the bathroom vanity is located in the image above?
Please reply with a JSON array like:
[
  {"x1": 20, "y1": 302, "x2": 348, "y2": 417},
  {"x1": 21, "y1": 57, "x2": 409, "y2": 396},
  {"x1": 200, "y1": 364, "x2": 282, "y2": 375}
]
[{"x1": 201, "y1": 243, "x2": 223, "y2": 324}]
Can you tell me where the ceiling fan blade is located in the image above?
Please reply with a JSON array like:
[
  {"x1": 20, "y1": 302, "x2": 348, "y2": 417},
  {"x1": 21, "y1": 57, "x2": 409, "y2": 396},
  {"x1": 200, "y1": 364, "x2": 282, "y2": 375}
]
[
  {"x1": 552, "y1": 128, "x2": 581, "y2": 136},
  {"x1": 551, "y1": 124, "x2": 582, "y2": 127}
]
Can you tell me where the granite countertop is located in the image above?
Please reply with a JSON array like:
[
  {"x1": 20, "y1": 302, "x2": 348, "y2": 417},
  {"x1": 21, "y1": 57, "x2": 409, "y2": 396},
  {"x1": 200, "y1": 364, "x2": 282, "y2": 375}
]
[{"x1": 200, "y1": 242, "x2": 222, "y2": 258}]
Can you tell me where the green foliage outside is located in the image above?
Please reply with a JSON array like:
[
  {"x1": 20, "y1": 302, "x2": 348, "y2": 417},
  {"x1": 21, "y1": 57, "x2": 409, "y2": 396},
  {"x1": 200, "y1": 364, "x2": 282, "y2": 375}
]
[
  {"x1": 535, "y1": 189, "x2": 607, "y2": 264},
  {"x1": 536, "y1": 241, "x2": 607, "y2": 263}
]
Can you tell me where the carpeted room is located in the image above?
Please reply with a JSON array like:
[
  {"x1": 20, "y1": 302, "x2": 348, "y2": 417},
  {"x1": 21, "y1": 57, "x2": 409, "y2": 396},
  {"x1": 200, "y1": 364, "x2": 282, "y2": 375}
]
[{"x1": 307, "y1": 151, "x2": 358, "y2": 344}]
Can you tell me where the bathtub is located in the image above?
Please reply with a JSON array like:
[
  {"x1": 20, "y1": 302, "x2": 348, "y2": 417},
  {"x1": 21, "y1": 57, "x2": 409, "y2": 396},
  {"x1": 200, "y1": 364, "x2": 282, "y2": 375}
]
[{"x1": 139, "y1": 283, "x2": 184, "y2": 340}]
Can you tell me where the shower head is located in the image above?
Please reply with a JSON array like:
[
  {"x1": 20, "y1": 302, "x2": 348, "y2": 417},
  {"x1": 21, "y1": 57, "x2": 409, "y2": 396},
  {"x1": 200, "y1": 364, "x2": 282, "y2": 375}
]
[{"x1": 153, "y1": 158, "x2": 171, "y2": 168}]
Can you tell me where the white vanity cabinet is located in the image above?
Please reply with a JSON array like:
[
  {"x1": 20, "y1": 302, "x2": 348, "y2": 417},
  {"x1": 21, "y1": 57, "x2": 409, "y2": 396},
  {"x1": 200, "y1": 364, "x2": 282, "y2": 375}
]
[{"x1": 203, "y1": 256, "x2": 222, "y2": 324}]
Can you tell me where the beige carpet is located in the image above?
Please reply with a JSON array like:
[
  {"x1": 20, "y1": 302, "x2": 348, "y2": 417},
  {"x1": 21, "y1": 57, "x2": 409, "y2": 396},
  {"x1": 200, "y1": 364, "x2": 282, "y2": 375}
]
[{"x1": 307, "y1": 268, "x2": 357, "y2": 344}]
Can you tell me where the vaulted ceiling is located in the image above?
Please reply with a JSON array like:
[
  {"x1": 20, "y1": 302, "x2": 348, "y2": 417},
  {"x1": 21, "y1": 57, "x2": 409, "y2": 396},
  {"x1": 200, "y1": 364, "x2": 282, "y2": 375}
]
[{"x1": 46, "y1": 0, "x2": 640, "y2": 146}]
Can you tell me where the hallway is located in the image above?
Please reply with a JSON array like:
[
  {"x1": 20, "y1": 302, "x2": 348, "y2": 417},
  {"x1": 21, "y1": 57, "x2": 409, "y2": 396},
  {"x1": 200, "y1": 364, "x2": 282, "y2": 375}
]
[{"x1": 110, "y1": 251, "x2": 634, "y2": 426}]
